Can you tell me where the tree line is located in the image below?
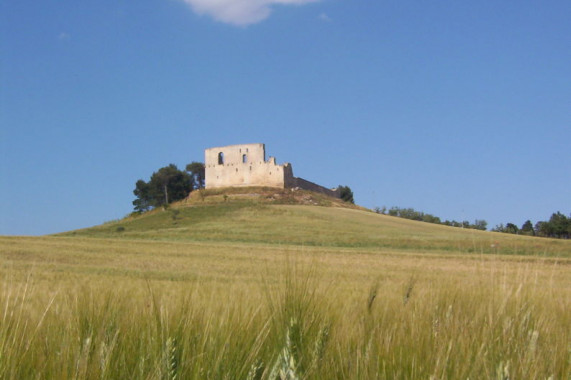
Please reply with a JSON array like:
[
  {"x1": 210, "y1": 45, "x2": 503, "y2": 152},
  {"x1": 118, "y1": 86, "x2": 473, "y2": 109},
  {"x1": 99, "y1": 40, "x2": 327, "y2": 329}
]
[
  {"x1": 374, "y1": 206, "x2": 570, "y2": 239},
  {"x1": 492, "y1": 212, "x2": 570, "y2": 239},
  {"x1": 373, "y1": 206, "x2": 488, "y2": 230},
  {"x1": 132, "y1": 162, "x2": 205, "y2": 212}
]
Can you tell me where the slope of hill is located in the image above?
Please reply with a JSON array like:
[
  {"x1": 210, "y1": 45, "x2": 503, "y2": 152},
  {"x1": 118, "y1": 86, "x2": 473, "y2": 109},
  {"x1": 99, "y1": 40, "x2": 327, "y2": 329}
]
[
  {"x1": 1, "y1": 187, "x2": 570, "y2": 378},
  {"x1": 60, "y1": 187, "x2": 570, "y2": 257}
]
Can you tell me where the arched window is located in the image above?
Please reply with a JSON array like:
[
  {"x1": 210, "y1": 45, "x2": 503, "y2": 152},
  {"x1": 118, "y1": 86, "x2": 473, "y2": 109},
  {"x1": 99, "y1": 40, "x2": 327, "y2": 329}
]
[
  {"x1": 242, "y1": 154, "x2": 247, "y2": 163},
  {"x1": 218, "y1": 152, "x2": 224, "y2": 165}
]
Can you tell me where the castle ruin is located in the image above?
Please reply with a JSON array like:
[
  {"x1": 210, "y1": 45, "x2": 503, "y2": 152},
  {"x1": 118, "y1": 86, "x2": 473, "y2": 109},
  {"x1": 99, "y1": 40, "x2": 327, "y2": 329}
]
[{"x1": 205, "y1": 143, "x2": 340, "y2": 198}]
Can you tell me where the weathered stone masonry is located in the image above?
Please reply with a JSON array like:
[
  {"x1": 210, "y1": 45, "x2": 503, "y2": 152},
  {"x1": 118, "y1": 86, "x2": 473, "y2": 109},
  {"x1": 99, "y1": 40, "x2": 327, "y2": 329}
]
[{"x1": 205, "y1": 143, "x2": 340, "y2": 198}]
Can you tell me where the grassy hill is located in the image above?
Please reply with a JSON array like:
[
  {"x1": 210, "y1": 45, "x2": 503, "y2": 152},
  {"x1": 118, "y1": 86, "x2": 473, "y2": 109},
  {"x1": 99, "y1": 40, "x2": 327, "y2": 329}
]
[
  {"x1": 61, "y1": 187, "x2": 570, "y2": 257},
  {"x1": 1, "y1": 187, "x2": 570, "y2": 379}
]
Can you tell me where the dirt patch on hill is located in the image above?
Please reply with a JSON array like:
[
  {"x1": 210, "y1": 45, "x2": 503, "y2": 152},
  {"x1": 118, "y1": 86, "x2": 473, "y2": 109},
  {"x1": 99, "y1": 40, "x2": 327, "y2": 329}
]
[{"x1": 182, "y1": 186, "x2": 363, "y2": 209}]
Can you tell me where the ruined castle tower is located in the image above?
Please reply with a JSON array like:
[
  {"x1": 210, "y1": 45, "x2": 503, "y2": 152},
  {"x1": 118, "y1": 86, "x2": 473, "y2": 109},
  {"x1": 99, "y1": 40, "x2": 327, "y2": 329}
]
[{"x1": 204, "y1": 143, "x2": 339, "y2": 198}]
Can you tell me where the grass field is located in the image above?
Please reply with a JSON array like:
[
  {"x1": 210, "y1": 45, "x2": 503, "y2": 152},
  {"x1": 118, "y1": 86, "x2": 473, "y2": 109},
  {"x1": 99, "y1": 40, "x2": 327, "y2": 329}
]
[{"x1": 1, "y1": 189, "x2": 570, "y2": 379}]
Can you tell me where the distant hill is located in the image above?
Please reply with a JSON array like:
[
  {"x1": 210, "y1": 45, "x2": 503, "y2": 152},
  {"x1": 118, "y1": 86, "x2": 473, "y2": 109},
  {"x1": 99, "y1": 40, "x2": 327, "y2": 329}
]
[{"x1": 58, "y1": 187, "x2": 570, "y2": 257}]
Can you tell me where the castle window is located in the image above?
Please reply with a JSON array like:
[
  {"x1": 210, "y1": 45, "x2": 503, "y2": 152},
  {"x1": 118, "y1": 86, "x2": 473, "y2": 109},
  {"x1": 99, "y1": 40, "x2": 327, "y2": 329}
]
[
  {"x1": 218, "y1": 152, "x2": 224, "y2": 165},
  {"x1": 242, "y1": 154, "x2": 247, "y2": 163}
]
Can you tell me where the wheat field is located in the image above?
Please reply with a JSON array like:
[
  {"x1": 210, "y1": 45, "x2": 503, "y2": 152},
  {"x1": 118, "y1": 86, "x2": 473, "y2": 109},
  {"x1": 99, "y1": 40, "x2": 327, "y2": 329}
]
[{"x1": 1, "y1": 195, "x2": 570, "y2": 379}]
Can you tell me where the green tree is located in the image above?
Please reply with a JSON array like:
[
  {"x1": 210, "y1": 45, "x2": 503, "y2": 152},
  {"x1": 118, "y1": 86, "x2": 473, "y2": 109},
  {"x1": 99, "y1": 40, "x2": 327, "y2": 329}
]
[
  {"x1": 472, "y1": 219, "x2": 488, "y2": 230},
  {"x1": 185, "y1": 162, "x2": 206, "y2": 189},
  {"x1": 132, "y1": 180, "x2": 152, "y2": 212},
  {"x1": 338, "y1": 185, "x2": 354, "y2": 203},
  {"x1": 422, "y1": 214, "x2": 441, "y2": 224},
  {"x1": 548, "y1": 212, "x2": 570, "y2": 239},
  {"x1": 151, "y1": 164, "x2": 193, "y2": 206},
  {"x1": 492, "y1": 223, "x2": 506, "y2": 233},
  {"x1": 494, "y1": 212, "x2": 570, "y2": 239},
  {"x1": 535, "y1": 212, "x2": 570, "y2": 238},
  {"x1": 505, "y1": 223, "x2": 519, "y2": 234},
  {"x1": 535, "y1": 221, "x2": 550, "y2": 237},
  {"x1": 521, "y1": 220, "x2": 534, "y2": 236},
  {"x1": 132, "y1": 164, "x2": 194, "y2": 211}
]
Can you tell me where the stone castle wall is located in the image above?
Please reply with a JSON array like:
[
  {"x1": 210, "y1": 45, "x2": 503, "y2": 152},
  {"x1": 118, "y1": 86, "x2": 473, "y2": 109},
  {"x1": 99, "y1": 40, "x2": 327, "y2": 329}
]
[
  {"x1": 204, "y1": 143, "x2": 339, "y2": 198},
  {"x1": 291, "y1": 177, "x2": 341, "y2": 198},
  {"x1": 205, "y1": 144, "x2": 291, "y2": 189}
]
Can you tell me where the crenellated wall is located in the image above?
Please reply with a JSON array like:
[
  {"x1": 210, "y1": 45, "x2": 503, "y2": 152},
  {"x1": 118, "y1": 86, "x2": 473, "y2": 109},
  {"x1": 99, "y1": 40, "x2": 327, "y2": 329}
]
[{"x1": 204, "y1": 143, "x2": 339, "y2": 198}]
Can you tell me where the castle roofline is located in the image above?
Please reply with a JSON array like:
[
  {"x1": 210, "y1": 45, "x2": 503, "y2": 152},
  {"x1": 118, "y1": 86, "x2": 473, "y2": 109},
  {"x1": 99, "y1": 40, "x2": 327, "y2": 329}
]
[{"x1": 205, "y1": 143, "x2": 264, "y2": 151}]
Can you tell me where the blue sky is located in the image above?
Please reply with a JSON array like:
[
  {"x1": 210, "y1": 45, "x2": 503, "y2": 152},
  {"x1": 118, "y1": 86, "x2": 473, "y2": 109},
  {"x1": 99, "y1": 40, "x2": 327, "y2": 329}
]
[{"x1": 1, "y1": 0, "x2": 570, "y2": 235}]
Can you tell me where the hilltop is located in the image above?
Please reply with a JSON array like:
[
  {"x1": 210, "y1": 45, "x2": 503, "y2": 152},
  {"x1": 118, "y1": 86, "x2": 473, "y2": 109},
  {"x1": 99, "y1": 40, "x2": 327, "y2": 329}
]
[{"x1": 60, "y1": 187, "x2": 570, "y2": 257}]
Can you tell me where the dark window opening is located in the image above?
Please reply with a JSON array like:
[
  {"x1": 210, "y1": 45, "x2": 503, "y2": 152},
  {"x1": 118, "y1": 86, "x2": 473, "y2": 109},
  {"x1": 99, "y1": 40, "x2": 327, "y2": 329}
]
[
  {"x1": 218, "y1": 152, "x2": 224, "y2": 165},
  {"x1": 242, "y1": 154, "x2": 247, "y2": 163}
]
